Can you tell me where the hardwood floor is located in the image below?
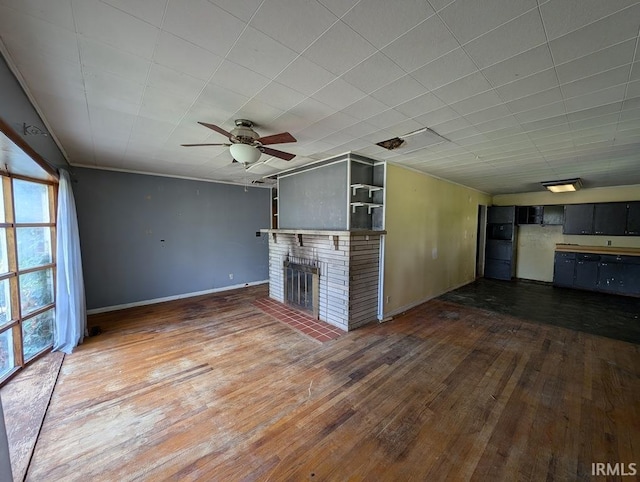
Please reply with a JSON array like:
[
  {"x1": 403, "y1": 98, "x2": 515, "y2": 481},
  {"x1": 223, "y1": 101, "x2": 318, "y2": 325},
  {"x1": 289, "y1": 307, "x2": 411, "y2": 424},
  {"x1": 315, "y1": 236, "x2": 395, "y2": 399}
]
[
  {"x1": 23, "y1": 285, "x2": 640, "y2": 481},
  {"x1": 0, "y1": 351, "x2": 64, "y2": 481}
]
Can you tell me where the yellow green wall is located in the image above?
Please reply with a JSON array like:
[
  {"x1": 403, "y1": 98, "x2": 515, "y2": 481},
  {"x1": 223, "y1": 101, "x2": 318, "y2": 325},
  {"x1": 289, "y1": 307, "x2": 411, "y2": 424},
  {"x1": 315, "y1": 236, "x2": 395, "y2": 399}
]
[
  {"x1": 383, "y1": 164, "x2": 491, "y2": 317},
  {"x1": 493, "y1": 184, "x2": 640, "y2": 282}
]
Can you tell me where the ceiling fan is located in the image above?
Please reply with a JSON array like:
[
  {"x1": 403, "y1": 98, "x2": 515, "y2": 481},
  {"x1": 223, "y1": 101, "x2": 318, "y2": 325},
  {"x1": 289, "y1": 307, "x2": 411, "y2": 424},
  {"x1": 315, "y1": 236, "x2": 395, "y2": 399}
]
[{"x1": 181, "y1": 119, "x2": 297, "y2": 165}]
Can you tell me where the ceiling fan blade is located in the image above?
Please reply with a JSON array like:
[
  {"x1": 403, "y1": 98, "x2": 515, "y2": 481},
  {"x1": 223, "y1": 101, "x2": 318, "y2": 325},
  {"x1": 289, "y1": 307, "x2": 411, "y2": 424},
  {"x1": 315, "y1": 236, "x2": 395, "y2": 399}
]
[
  {"x1": 256, "y1": 132, "x2": 296, "y2": 145},
  {"x1": 260, "y1": 146, "x2": 296, "y2": 161},
  {"x1": 197, "y1": 122, "x2": 232, "y2": 138},
  {"x1": 181, "y1": 143, "x2": 231, "y2": 147}
]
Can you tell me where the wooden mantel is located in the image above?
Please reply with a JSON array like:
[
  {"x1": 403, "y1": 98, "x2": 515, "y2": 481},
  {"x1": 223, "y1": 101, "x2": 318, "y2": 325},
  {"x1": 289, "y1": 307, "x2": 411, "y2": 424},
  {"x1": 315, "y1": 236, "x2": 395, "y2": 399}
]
[{"x1": 261, "y1": 228, "x2": 386, "y2": 236}]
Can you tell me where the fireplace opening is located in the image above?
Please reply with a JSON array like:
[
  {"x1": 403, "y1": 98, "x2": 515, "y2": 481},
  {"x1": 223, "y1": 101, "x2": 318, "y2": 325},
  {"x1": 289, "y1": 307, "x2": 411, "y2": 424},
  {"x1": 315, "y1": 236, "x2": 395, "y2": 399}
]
[{"x1": 284, "y1": 259, "x2": 319, "y2": 319}]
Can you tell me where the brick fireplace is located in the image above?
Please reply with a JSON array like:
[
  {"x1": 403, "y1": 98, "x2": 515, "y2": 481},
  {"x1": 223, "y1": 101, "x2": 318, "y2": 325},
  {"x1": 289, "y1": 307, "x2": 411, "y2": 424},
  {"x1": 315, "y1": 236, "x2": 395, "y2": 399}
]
[{"x1": 263, "y1": 229, "x2": 384, "y2": 331}]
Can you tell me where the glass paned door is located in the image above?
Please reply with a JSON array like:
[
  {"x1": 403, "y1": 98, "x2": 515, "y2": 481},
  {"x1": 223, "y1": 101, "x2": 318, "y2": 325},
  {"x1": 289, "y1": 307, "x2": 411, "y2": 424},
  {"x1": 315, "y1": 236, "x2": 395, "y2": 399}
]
[{"x1": 0, "y1": 175, "x2": 57, "y2": 385}]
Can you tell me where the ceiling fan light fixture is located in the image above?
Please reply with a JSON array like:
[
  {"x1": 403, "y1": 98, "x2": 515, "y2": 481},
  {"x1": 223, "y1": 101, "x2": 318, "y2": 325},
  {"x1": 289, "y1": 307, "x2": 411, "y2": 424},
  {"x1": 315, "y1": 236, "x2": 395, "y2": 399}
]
[
  {"x1": 230, "y1": 143, "x2": 261, "y2": 165},
  {"x1": 541, "y1": 178, "x2": 582, "y2": 193}
]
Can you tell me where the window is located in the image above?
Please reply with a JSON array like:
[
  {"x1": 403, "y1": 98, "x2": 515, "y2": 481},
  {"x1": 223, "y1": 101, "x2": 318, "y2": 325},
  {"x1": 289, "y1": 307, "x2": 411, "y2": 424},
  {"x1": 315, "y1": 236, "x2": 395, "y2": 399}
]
[{"x1": 0, "y1": 175, "x2": 56, "y2": 383}]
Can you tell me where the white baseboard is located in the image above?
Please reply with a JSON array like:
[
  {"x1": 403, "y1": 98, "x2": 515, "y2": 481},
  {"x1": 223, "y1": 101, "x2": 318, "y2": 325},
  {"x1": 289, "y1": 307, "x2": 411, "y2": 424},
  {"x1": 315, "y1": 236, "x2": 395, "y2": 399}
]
[
  {"x1": 381, "y1": 279, "x2": 474, "y2": 319},
  {"x1": 87, "y1": 280, "x2": 269, "y2": 315}
]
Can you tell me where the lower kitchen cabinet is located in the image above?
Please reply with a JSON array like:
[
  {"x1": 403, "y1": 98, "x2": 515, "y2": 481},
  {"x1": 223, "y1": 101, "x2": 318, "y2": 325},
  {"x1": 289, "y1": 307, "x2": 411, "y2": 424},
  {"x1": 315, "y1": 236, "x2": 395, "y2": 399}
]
[
  {"x1": 597, "y1": 256, "x2": 625, "y2": 293},
  {"x1": 553, "y1": 252, "x2": 575, "y2": 287},
  {"x1": 553, "y1": 251, "x2": 640, "y2": 296},
  {"x1": 621, "y1": 259, "x2": 640, "y2": 295},
  {"x1": 484, "y1": 259, "x2": 512, "y2": 280},
  {"x1": 574, "y1": 255, "x2": 599, "y2": 290}
]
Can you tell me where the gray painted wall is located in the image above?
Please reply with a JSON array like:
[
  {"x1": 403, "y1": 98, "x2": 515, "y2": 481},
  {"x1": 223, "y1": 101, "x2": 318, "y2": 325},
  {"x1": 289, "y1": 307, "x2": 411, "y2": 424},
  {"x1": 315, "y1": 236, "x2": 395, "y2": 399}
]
[
  {"x1": 278, "y1": 160, "x2": 348, "y2": 230},
  {"x1": 0, "y1": 54, "x2": 68, "y2": 170},
  {"x1": 73, "y1": 168, "x2": 270, "y2": 310}
]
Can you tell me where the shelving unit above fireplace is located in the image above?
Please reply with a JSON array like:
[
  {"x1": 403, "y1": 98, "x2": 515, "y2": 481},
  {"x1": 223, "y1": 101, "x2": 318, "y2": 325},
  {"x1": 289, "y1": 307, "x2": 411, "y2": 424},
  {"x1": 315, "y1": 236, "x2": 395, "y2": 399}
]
[{"x1": 275, "y1": 152, "x2": 386, "y2": 231}]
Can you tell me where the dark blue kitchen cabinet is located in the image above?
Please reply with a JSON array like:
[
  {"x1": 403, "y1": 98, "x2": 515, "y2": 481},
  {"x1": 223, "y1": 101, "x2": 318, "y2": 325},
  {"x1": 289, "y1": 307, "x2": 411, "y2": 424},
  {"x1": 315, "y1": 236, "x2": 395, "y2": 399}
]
[
  {"x1": 563, "y1": 204, "x2": 595, "y2": 235},
  {"x1": 553, "y1": 252, "x2": 576, "y2": 288},
  {"x1": 621, "y1": 257, "x2": 640, "y2": 296},
  {"x1": 594, "y1": 202, "x2": 627, "y2": 235},
  {"x1": 597, "y1": 255, "x2": 625, "y2": 293},
  {"x1": 627, "y1": 202, "x2": 640, "y2": 235},
  {"x1": 554, "y1": 250, "x2": 640, "y2": 296},
  {"x1": 574, "y1": 254, "x2": 600, "y2": 290},
  {"x1": 488, "y1": 206, "x2": 516, "y2": 224},
  {"x1": 561, "y1": 201, "x2": 640, "y2": 236},
  {"x1": 485, "y1": 206, "x2": 516, "y2": 281}
]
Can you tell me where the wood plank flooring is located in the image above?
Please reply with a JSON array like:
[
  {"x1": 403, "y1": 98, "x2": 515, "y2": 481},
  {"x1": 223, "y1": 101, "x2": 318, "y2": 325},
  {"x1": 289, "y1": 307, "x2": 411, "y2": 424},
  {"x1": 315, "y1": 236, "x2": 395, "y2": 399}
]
[
  {"x1": 24, "y1": 285, "x2": 640, "y2": 481},
  {"x1": 0, "y1": 351, "x2": 64, "y2": 481}
]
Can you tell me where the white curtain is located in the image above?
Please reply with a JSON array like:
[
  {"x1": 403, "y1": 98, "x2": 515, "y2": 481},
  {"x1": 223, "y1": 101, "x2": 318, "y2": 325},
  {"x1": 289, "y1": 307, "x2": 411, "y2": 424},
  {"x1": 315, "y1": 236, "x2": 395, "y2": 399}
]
[{"x1": 54, "y1": 169, "x2": 86, "y2": 353}]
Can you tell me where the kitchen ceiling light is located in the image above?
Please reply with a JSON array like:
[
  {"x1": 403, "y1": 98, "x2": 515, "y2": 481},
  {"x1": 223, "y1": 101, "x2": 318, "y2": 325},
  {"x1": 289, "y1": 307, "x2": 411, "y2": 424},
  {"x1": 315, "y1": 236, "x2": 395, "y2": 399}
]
[{"x1": 541, "y1": 178, "x2": 583, "y2": 193}]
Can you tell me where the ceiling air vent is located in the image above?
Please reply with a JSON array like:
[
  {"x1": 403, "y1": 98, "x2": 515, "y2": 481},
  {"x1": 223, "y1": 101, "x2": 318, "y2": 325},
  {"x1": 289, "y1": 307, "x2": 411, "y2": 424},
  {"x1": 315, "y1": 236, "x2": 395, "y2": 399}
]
[
  {"x1": 376, "y1": 127, "x2": 449, "y2": 152},
  {"x1": 376, "y1": 137, "x2": 405, "y2": 150}
]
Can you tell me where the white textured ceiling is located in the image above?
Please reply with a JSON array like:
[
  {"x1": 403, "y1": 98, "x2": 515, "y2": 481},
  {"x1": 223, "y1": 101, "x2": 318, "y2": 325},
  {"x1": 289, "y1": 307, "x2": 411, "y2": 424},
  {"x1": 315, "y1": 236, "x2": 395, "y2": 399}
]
[{"x1": 1, "y1": 0, "x2": 640, "y2": 194}]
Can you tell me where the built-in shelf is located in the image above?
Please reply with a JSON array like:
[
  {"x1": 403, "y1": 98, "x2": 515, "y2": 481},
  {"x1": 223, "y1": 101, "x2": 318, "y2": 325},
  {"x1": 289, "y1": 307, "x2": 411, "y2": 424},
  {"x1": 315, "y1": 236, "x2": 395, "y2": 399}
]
[
  {"x1": 351, "y1": 202, "x2": 383, "y2": 214},
  {"x1": 351, "y1": 183, "x2": 383, "y2": 197}
]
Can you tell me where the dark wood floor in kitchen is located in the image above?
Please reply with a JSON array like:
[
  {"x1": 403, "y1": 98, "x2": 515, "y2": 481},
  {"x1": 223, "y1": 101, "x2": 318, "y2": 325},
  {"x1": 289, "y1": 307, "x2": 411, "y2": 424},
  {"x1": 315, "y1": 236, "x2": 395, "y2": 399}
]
[{"x1": 14, "y1": 283, "x2": 640, "y2": 481}]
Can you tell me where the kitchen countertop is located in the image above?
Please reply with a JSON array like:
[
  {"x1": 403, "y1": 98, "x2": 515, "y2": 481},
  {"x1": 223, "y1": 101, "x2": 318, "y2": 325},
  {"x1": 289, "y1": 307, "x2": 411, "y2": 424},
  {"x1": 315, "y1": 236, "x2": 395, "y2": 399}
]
[{"x1": 555, "y1": 244, "x2": 640, "y2": 256}]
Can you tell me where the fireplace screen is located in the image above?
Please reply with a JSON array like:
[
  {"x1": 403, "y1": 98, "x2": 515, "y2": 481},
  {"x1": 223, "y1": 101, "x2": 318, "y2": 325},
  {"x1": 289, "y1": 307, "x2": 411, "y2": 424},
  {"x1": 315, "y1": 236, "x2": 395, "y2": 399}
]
[{"x1": 284, "y1": 260, "x2": 319, "y2": 318}]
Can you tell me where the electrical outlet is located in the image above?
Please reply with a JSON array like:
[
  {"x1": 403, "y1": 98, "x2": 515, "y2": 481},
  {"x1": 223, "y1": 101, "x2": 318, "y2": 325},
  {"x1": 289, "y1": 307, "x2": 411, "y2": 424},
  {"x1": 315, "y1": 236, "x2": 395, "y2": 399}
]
[{"x1": 386, "y1": 296, "x2": 390, "y2": 303}]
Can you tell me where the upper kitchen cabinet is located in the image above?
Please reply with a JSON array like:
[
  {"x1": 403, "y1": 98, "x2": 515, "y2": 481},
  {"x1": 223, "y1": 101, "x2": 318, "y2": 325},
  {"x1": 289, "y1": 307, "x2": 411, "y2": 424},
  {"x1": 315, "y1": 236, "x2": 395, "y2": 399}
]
[
  {"x1": 542, "y1": 205, "x2": 564, "y2": 225},
  {"x1": 516, "y1": 205, "x2": 543, "y2": 225},
  {"x1": 627, "y1": 201, "x2": 640, "y2": 235},
  {"x1": 564, "y1": 201, "x2": 640, "y2": 236},
  {"x1": 563, "y1": 204, "x2": 595, "y2": 235},
  {"x1": 488, "y1": 205, "x2": 516, "y2": 224},
  {"x1": 516, "y1": 205, "x2": 564, "y2": 225},
  {"x1": 593, "y1": 202, "x2": 627, "y2": 236}
]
